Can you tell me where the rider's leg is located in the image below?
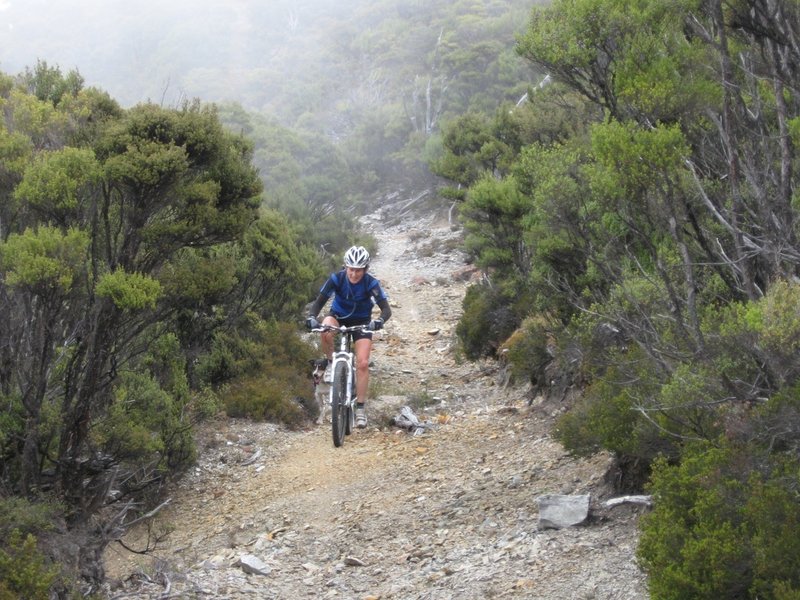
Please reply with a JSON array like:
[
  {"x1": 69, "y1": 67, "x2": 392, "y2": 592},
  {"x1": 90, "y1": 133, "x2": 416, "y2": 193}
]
[
  {"x1": 320, "y1": 315, "x2": 339, "y2": 361},
  {"x1": 354, "y1": 338, "x2": 372, "y2": 404}
]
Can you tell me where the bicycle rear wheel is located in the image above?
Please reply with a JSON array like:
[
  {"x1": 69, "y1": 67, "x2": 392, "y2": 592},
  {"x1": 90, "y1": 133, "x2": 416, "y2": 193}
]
[{"x1": 331, "y1": 362, "x2": 349, "y2": 447}]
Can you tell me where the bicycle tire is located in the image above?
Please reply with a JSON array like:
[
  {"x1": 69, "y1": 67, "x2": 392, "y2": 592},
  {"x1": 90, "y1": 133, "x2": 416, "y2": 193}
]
[{"x1": 331, "y1": 361, "x2": 349, "y2": 447}]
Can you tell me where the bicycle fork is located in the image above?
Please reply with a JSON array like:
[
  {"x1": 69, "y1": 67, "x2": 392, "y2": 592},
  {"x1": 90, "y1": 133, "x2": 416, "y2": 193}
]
[{"x1": 329, "y1": 352, "x2": 355, "y2": 406}]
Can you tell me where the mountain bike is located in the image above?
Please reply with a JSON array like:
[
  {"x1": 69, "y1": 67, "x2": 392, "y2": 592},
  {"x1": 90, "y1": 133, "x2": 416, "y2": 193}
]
[{"x1": 311, "y1": 324, "x2": 369, "y2": 447}]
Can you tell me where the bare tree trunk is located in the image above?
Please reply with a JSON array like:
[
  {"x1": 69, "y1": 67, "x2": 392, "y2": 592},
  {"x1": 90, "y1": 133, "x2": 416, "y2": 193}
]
[
  {"x1": 766, "y1": 37, "x2": 799, "y2": 277},
  {"x1": 404, "y1": 28, "x2": 448, "y2": 135}
]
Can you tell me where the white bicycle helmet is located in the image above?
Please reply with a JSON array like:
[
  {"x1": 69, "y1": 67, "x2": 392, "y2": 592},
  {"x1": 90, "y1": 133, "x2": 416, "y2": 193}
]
[{"x1": 344, "y1": 245, "x2": 370, "y2": 268}]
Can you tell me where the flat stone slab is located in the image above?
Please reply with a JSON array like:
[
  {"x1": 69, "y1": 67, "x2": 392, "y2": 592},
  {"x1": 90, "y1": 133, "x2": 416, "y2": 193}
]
[
  {"x1": 236, "y1": 554, "x2": 272, "y2": 576},
  {"x1": 537, "y1": 494, "x2": 591, "y2": 529}
]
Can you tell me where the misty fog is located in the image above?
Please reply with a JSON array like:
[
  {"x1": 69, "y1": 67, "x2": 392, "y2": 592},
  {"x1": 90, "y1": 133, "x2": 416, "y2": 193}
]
[
  {"x1": 1, "y1": 0, "x2": 538, "y2": 192},
  {"x1": 0, "y1": 0, "x2": 387, "y2": 112}
]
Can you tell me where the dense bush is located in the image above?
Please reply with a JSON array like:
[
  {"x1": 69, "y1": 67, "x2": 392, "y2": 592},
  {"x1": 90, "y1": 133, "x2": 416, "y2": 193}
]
[
  {"x1": 224, "y1": 375, "x2": 306, "y2": 426},
  {"x1": 639, "y1": 446, "x2": 800, "y2": 599},
  {"x1": 438, "y1": 0, "x2": 800, "y2": 596},
  {"x1": 0, "y1": 68, "x2": 333, "y2": 595},
  {"x1": 554, "y1": 280, "x2": 800, "y2": 491},
  {"x1": 498, "y1": 315, "x2": 555, "y2": 389},
  {"x1": 456, "y1": 282, "x2": 519, "y2": 360},
  {"x1": 213, "y1": 319, "x2": 319, "y2": 425},
  {"x1": 0, "y1": 531, "x2": 60, "y2": 600},
  {"x1": 0, "y1": 499, "x2": 63, "y2": 599}
]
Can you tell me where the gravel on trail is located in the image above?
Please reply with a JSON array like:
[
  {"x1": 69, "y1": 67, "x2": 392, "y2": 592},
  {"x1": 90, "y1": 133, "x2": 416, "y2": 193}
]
[{"x1": 103, "y1": 201, "x2": 650, "y2": 599}]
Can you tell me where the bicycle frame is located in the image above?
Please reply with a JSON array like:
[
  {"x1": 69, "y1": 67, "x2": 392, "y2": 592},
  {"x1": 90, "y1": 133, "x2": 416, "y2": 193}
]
[
  {"x1": 331, "y1": 327, "x2": 356, "y2": 437},
  {"x1": 312, "y1": 324, "x2": 367, "y2": 447}
]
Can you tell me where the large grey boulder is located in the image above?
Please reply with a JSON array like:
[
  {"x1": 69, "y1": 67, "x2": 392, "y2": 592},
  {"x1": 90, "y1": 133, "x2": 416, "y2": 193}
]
[{"x1": 537, "y1": 494, "x2": 591, "y2": 529}]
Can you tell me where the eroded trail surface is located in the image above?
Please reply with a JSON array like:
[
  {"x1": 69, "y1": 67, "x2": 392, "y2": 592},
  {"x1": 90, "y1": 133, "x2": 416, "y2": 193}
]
[{"x1": 105, "y1": 203, "x2": 649, "y2": 599}]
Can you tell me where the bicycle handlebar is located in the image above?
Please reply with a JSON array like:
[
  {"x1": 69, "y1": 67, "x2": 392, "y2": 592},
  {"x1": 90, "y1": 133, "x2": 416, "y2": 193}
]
[{"x1": 310, "y1": 324, "x2": 371, "y2": 334}]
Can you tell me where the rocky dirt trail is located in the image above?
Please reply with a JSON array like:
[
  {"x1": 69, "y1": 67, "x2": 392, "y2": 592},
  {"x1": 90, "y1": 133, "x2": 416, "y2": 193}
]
[{"x1": 103, "y1": 201, "x2": 649, "y2": 599}]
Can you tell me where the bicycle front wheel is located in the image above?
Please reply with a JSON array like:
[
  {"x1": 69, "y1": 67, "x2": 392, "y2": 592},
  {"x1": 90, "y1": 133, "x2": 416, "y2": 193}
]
[{"x1": 331, "y1": 361, "x2": 349, "y2": 447}]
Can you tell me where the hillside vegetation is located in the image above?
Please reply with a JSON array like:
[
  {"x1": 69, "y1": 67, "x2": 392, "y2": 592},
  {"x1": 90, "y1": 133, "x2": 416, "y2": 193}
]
[
  {"x1": 0, "y1": 70, "x2": 336, "y2": 596},
  {"x1": 443, "y1": 1, "x2": 800, "y2": 598}
]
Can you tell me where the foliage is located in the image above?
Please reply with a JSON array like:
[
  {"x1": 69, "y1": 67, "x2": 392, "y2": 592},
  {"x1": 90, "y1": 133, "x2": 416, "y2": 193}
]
[
  {"x1": 0, "y1": 395, "x2": 24, "y2": 481},
  {"x1": 0, "y1": 530, "x2": 60, "y2": 600},
  {"x1": 556, "y1": 280, "x2": 800, "y2": 469},
  {"x1": 498, "y1": 315, "x2": 555, "y2": 388},
  {"x1": 0, "y1": 498, "x2": 64, "y2": 599},
  {"x1": 0, "y1": 225, "x2": 88, "y2": 294},
  {"x1": 219, "y1": 319, "x2": 319, "y2": 426},
  {"x1": 462, "y1": 175, "x2": 529, "y2": 282},
  {"x1": 13, "y1": 147, "x2": 101, "y2": 224},
  {"x1": 555, "y1": 354, "x2": 658, "y2": 459},
  {"x1": 639, "y1": 446, "x2": 800, "y2": 599},
  {"x1": 431, "y1": 112, "x2": 503, "y2": 186},
  {"x1": 224, "y1": 375, "x2": 305, "y2": 425},
  {"x1": 515, "y1": 0, "x2": 719, "y2": 125},
  {"x1": 241, "y1": 209, "x2": 322, "y2": 320},
  {"x1": 429, "y1": 0, "x2": 800, "y2": 594},
  {"x1": 0, "y1": 497, "x2": 59, "y2": 541},
  {"x1": 2, "y1": 0, "x2": 800, "y2": 595},
  {"x1": 20, "y1": 60, "x2": 84, "y2": 106},
  {"x1": 96, "y1": 269, "x2": 162, "y2": 310},
  {"x1": 456, "y1": 282, "x2": 519, "y2": 360},
  {"x1": 0, "y1": 67, "x2": 325, "y2": 593},
  {"x1": 93, "y1": 334, "x2": 196, "y2": 480},
  {"x1": 513, "y1": 139, "x2": 598, "y2": 320}
]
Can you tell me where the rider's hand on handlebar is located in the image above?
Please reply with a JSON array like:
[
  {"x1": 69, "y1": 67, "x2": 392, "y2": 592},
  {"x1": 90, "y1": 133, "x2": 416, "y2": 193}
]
[
  {"x1": 306, "y1": 316, "x2": 320, "y2": 330},
  {"x1": 369, "y1": 318, "x2": 384, "y2": 331}
]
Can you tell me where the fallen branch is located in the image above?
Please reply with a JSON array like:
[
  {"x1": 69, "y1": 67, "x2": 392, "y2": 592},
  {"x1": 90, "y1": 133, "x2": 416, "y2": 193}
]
[
  {"x1": 123, "y1": 498, "x2": 173, "y2": 529},
  {"x1": 602, "y1": 495, "x2": 653, "y2": 509}
]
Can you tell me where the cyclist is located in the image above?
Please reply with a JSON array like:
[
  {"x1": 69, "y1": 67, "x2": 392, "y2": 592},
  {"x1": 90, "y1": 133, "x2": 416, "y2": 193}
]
[{"x1": 306, "y1": 245, "x2": 391, "y2": 428}]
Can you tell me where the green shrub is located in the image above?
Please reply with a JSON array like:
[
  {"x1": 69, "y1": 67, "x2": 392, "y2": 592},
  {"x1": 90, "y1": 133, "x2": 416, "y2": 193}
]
[
  {"x1": 456, "y1": 282, "x2": 519, "y2": 359},
  {"x1": 555, "y1": 370, "x2": 640, "y2": 457},
  {"x1": 554, "y1": 348, "x2": 674, "y2": 491},
  {"x1": 555, "y1": 358, "x2": 656, "y2": 461},
  {"x1": 93, "y1": 332, "x2": 198, "y2": 476},
  {"x1": 0, "y1": 394, "x2": 25, "y2": 481},
  {"x1": 499, "y1": 314, "x2": 555, "y2": 387},
  {"x1": 96, "y1": 268, "x2": 161, "y2": 310},
  {"x1": 639, "y1": 448, "x2": 752, "y2": 600},
  {"x1": 217, "y1": 318, "x2": 319, "y2": 426},
  {"x1": 95, "y1": 370, "x2": 196, "y2": 474},
  {"x1": 191, "y1": 386, "x2": 222, "y2": 420},
  {"x1": 0, "y1": 498, "x2": 64, "y2": 600},
  {"x1": 705, "y1": 279, "x2": 800, "y2": 393},
  {"x1": 555, "y1": 349, "x2": 669, "y2": 455},
  {"x1": 197, "y1": 316, "x2": 317, "y2": 388},
  {"x1": 0, "y1": 497, "x2": 58, "y2": 542},
  {"x1": 196, "y1": 333, "x2": 240, "y2": 386},
  {"x1": 639, "y1": 445, "x2": 800, "y2": 599},
  {"x1": 223, "y1": 374, "x2": 305, "y2": 426},
  {"x1": 744, "y1": 462, "x2": 800, "y2": 599},
  {"x1": 0, "y1": 530, "x2": 60, "y2": 600}
]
